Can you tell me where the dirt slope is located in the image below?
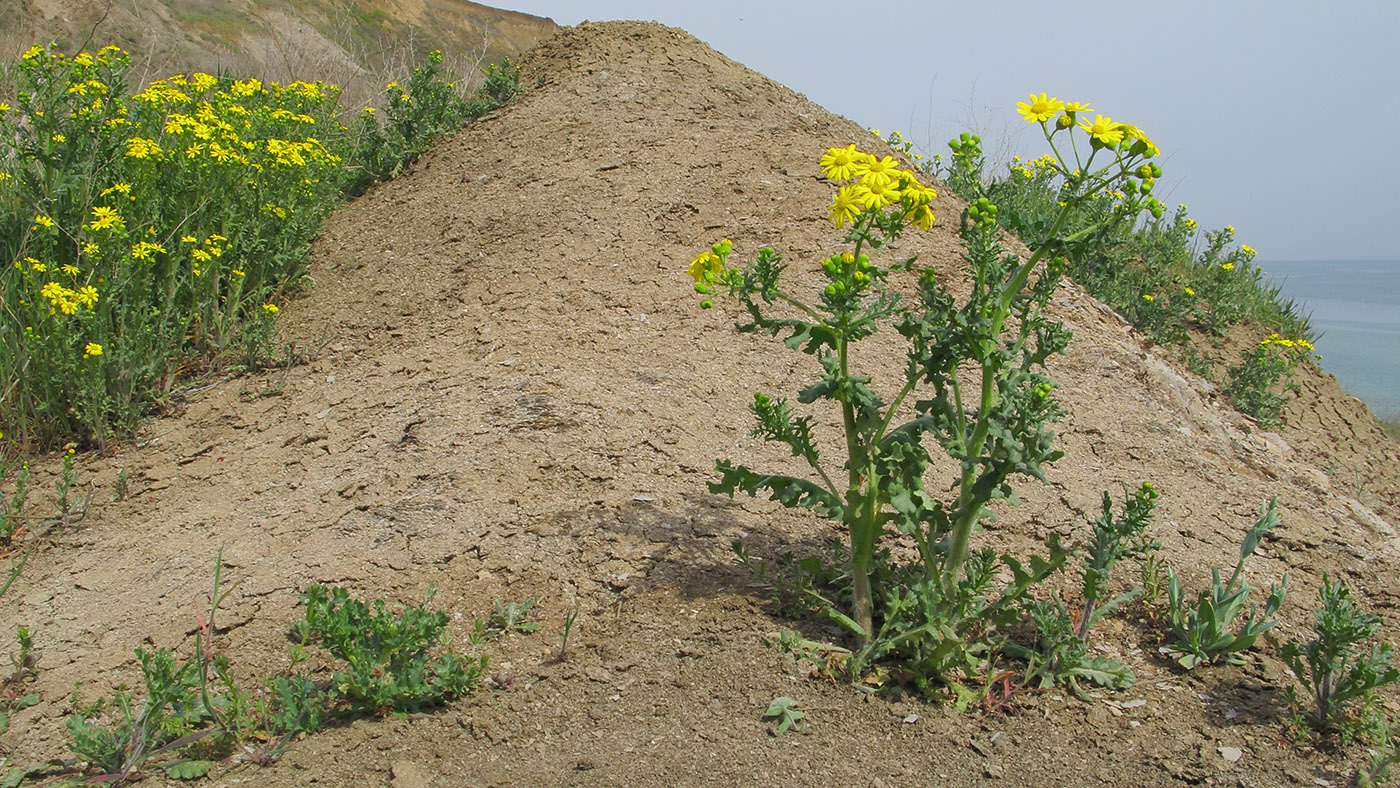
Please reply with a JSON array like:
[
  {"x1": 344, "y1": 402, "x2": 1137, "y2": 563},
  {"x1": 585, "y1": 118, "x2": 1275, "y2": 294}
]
[
  {"x1": 5, "y1": 20, "x2": 1400, "y2": 787},
  {"x1": 2, "y1": 0, "x2": 556, "y2": 104}
]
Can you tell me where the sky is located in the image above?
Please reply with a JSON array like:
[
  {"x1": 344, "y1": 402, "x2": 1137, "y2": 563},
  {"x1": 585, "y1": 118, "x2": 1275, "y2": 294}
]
[{"x1": 498, "y1": 0, "x2": 1400, "y2": 263}]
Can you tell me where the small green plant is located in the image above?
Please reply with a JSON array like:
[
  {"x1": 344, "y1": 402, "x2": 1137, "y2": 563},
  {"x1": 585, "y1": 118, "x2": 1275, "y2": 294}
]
[
  {"x1": 1283, "y1": 576, "x2": 1400, "y2": 737},
  {"x1": 1226, "y1": 333, "x2": 1315, "y2": 427},
  {"x1": 0, "y1": 623, "x2": 39, "y2": 736},
  {"x1": 1166, "y1": 499, "x2": 1287, "y2": 668},
  {"x1": 296, "y1": 584, "x2": 485, "y2": 714},
  {"x1": 697, "y1": 94, "x2": 1162, "y2": 691},
  {"x1": 763, "y1": 696, "x2": 806, "y2": 733},
  {"x1": 555, "y1": 599, "x2": 581, "y2": 662},
  {"x1": 488, "y1": 597, "x2": 542, "y2": 635},
  {"x1": 1014, "y1": 482, "x2": 1158, "y2": 697},
  {"x1": 1, "y1": 458, "x2": 30, "y2": 548}
]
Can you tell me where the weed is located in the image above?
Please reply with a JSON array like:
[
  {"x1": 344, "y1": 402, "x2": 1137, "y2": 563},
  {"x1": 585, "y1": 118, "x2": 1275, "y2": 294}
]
[
  {"x1": 698, "y1": 96, "x2": 1160, "y2": 690},
  {"x1": 1165, "y1": 499, "x2": 1287, "y2": 668},
  {"x1": 555, "y1": 599, "x2": 581, "y2": 662},
  {"x1": 763, "y1": 696, "x2": 806, "y2": 733},
  {"x1": 297, "y1": 584, "x2": 485, "y2": 714},
  {"x1": 0, "y1": 460, "x2": 29, "y2": 548},
  {"x1": 1283, "y1": 576, "x2": 1400, "y2": 738},
  {"x1": 1226, "y1": 334, "x2": 1315, "y2": 427},
  {"x1": 0, "y1": 624, "x2": 39, "y2": 736},
  {"x1": 488, "y1": 597, "x2": 542, "y2": 636},
  {"x1": 1013, "y1": 483, "x2": 1158, "y2": 696},
  {"x1": 112, "y1": 467, "x2": 129, "y2": 502}
]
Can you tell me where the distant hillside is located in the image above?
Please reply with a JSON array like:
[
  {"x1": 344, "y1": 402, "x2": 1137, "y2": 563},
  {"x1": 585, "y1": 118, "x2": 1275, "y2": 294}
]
[{"x1": 1, "y1": 0, "x2": 557, "y2": 104}]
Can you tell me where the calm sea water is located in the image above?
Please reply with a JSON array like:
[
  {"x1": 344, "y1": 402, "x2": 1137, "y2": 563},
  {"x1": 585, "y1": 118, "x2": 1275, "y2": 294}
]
[{"x1": 1258, "y1": 259, "x2": 1400, "y2": 420}]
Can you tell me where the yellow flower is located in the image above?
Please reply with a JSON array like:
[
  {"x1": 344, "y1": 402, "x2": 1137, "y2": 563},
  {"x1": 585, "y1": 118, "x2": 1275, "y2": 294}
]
[
  {"x1": 906, "y1": 203, "x2": 936, "y2": 230},
  {"x1": 73, "y1": 52, "x2": 94, "y2": 67},
  {"x1": 854, "y1": 155, "x2": 901, "y2": 188},
  {"x1": 1016, "y1": 93, "x2": 1064, "y2": 124},
  {"x1": 76, "y1": 286, "x2": 99, "y2": 307},
  {"x1": 820, "y1": 144, "x2": 866, "y2": 181},
  {"x1": 61, "y1": 264, "x2": 80, "y2": 276},
  {"x1": 100, "y1": 182, "x2": 133, "y2": 198},
  {"x1": 83, "y1": 342, "x2": 103, "y2": 358},
  {"x1": 86, "y1": 206, "x2": 123, "y2": 232},
  {"x1": 34, "y1": 214, "x2": 55, "y2": 228},
  {"x1": 855, "y1": 179, "x2": 901, "y2": 210},
  {"x1": 125, "y1": 137, "x2": 163, "y2": 159},
  {"x1": 191, "y1": 248, "x2": 212, "y2": 263},
  {"x1": 1077, "y1": 115, "x2": 1125, "y2": 146},
  {"x1": 180, "y1": 235, "x2": 197, "y2": 244},
  {"x1": 81, "y1": 242, "x2": 99, "y2": 255},
  {"x1": 1120, "y1": 123, "x2": 1160, "y2": 156},
  {"x1": 829, "y1": 184, "x2": 864, "y2": 228},
  {"x1": 232, "y1": 269, "x2": 245, "y2": 277},
  {"x1": 262, "y1": 303, "x2": 279, "y2": 314},
  {"x1": 130, "y1": 241, "x2": 166, "y2": 261},
  {"x1": 31, "y1": 262, "x2": 47, "y2": 273},
  {"x1": 1184, "y1": 287, "x2": 1195, "y2": 296},
  {"x1": 1240, "y1": 244, "x2": 1257, "y2": 259},
  {"x1": 1220, "y1": 262, "x2": 1235, "y2": 272},
  {"x1": 1141, "y1": 293, "x2": 1155, "y2": 302},
  {"x1": 1061, "y1": 101, "x2": 1092, "y2": 115}
]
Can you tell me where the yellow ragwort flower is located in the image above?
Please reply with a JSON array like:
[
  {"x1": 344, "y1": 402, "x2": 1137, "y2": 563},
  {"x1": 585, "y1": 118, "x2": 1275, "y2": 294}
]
[
  {"x1": 83, "y1": 342, "x2": 103, "y2": 358},
  {"x1": 1078, "y1": 115, "x2": 1125, "y2": 146},
  {"x1": 854, "y1": 155, "x2": 901, "y2": 188},
  {"x1": 1016, "y1": 93, "x2": 1065, "y2": 124},
  {"x1": 819, "y1": 144, "x2": 865, "y2": 181},
  {"x1": 262, "y1": 303, "x2": 279, "y2": 314},
  {"x1": 855, "y1": 179, "x2": 901, "y2": 210},
  {"x1": 829, "y1": 184, "x2": 864, "y2": 228}
]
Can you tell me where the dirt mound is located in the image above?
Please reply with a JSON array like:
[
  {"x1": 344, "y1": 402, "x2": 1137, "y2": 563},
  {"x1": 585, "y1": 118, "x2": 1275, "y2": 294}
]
[{"x1": 5, "y1": 20, "x2": 1400, "y2": 787}]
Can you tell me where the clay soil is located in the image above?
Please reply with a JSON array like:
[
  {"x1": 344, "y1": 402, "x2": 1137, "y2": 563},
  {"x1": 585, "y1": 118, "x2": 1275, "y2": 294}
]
[{"x1": 5, "y1": 20, "x2": 1400, "y2": 788}]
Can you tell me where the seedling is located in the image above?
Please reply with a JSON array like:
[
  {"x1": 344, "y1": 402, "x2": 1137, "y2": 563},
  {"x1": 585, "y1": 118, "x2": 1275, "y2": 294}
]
[
  {"x1": 763, "y1": 696, "x2": 806, "y2": 733},
  {"x1": 489, "y1": 597, "x2": 542, "y2": 635},
  {"x1": 556, "y1": 599, "x2": 581, "y2": 662},
  {"x1": 1166, "y1": 499, "x2": 1287, "y2": 668},
  {"x1": 1283, "y1": 576, "x2": 1400, "y2": 736}
]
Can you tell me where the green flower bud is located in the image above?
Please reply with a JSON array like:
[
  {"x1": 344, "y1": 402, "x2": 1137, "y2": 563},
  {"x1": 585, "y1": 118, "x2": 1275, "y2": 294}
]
[
  {"x1": 700, "y1": 299, "x2": 713, "y2": 309},
  {"x1": 1151, "y1": 163, "x2": 1163, "y2": 178}
]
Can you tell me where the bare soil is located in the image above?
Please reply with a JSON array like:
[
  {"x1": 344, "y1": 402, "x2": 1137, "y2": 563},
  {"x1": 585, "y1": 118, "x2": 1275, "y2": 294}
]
[{"x1": 5, "y1": 20, "x2": 1400, "y2": 788}]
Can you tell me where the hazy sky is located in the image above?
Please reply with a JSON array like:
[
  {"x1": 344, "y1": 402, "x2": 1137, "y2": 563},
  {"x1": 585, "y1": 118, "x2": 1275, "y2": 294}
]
[{"x1": 499, "y1": 0, "x2": 1399, "y2": 262}]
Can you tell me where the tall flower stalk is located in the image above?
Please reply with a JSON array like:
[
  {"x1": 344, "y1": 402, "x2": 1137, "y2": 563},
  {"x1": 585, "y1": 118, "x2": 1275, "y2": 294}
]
[{"x1": 692, "y1": 95, "x2": 1165, "y2": 680}]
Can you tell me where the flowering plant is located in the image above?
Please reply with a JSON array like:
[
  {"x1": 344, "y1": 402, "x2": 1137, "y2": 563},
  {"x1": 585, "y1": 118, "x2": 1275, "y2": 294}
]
[{"x1": 693, "y1": 96, "x2": 1164, "y2": 686}]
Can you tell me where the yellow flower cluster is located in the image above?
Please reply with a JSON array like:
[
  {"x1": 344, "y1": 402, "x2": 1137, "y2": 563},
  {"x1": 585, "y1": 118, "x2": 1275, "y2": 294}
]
[
  {"x1": 1016, "y1": 93, "x2": 1159, "y2": 156},
  {"x1": 689, "y1": 238, "x2": 732, "y2": 286},
  {"x1": 39, "y1": 281, "x2": 99, "y2": 315},
  {"x1": 819, "y1": 145, "x2": 936, "y2": 230},
  {"x1": 1260, "y1": 333, "x2": 1314, "y2": 352}
]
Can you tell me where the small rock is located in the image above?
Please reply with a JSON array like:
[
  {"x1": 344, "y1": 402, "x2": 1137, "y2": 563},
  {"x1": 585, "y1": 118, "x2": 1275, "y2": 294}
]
[
  {"x1": 984, "y1": 764, "x2": 1005, "y2": 779},
  {"x1": 390, "y1": 761, "x2": 431, "y2": 788},
  {"x1": 1218, "y1": 746, "x2": 1243, "y2": 763},
  {"x1": 903, "y1": 714, "x2": 919, "y2": 724}
]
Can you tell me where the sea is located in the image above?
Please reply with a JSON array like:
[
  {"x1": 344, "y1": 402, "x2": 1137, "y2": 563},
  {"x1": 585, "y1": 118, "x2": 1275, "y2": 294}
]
[{"x1": 1258, "y1": 259, "x2": 1400, "y2": 421}]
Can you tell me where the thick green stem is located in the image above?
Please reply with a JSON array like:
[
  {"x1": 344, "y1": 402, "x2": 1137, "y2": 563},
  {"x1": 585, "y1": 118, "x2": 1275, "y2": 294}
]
[{"x1": 837, "y1": 337, "x2": 874, "y2": 642}]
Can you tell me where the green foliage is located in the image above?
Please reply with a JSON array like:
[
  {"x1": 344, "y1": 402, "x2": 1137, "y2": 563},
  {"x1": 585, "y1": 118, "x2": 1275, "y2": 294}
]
[
  {"x1": 0, "y1": 459, "x2": 29, "y2": 548},
  {"x1": 1283, "y1": 576, "x2": 1400, "y2": 735},
  {"x1": 1018, "y1": 598, "x2": 1135, "y2": 699},
  {"x1": 1226, "y1": 334, "x2": 1314, "y2": 427},
  {"x1": 297, "y1": 584, "x2": 484, "y2": 714},
  {"x1": 1, "y1": 44, "x2": 522, "y2": 451},
  {"x1": 698, "y1": 103, "x2": 1159, "y2": 690},
  {"x1": 1012, "y1": 482, "x2": 1158, "y2": 697},
  {"x1": 945, "y1": 131, "x2": 1316, "y2": 419},
  {"x1": 342, "y1": 52, "x2": 520, "y2": 195},
  {"x1": 1166, "y1": 499, "x2": 1287, "y2": 668},
  {"x1": 488, "y1": 597, "x2": 542, "y2": 635},
  {"x1": 1077, "y1": 482, "x2": 1160, "y2": 640},
  {"x1": 763, "y1": 696, "x2": 806, "y2": 733}
]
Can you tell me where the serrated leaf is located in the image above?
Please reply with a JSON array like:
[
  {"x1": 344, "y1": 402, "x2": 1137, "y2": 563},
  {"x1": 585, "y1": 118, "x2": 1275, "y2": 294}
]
[{"x1": 163, "y1": 759, "x2": 213, "y2": 780}]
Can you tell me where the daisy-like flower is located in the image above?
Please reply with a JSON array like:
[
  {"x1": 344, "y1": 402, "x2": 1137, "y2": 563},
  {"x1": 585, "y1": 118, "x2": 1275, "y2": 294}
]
[
  {"x1": 76, "y1": 286, "x2": 99, "y2": 307},
  {"x1": 87, "y1": 206, "x2": 123, "y2": 232},
  {"x1": 1077, "y1": 114, "x2": 1125, "y2": 146},
  {"x1": 819, "y1": 144, "x2": 865, "y2": 181},
  {"x1": 262, "y1": 303, "x2": 279, "y2": 314},
  {"x1": 829, "y1": 184, "x2": 864, "y2": 228},
  {"x1": 854, "y1": 155, "x2": 901, "y2": 187},
  {"x1": 855, "y1": 179, "x2": 901, "y2": 210},
  {"x1": 1016, "y1": 93, "x2": 1065, "y2": 124},
  {"x1": 84, "y1": 342, "x2": 103, "y2": 358},
  {"x1": 61, "y1": 264, "x2": 80, "y2": 276},
  {"x1": 906, "y1": 203, "x2": 936, "y2": 230}
]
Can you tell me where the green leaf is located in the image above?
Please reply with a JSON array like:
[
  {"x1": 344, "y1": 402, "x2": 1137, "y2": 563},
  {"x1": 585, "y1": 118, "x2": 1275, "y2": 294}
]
[
  {"x1": 709, "y1": 460, "x2": 845, "y2": 520},
  {"x1": 163, "y1": 759, "x2": 214, "y2": 780}
]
